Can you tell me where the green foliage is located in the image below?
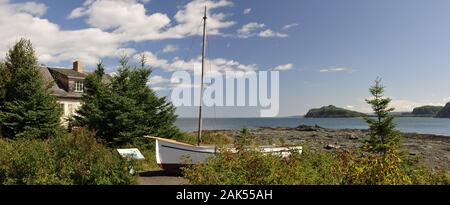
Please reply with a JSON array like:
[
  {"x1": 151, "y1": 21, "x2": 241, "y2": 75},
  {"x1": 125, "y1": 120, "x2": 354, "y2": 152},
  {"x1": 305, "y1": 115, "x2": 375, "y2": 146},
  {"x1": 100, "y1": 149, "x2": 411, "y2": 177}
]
[
  {"x1": 235, "y1": 126, "x2": 257, "y2": 146},
  {"x1": 0, "y1": 39, "x2": 62, "y2": 139},
  {"x1": 364, "y1": 78, "x2": 401, "y2": 154},
  {"x1": 180, "y1": 131, "x2": 232, "y2": 146},
  {"x1": 338, "y1": 150, "x2": 412, "y2": 185},
  {"x1": 72, "y1": 55, "x2": 182, "y2": 147},
  {"x1": 0, "y1": 129, "x2": 136, "y2": 185},
  {"x1": 305, "y1": 105, "x2": 366, "y2": 118},
  {"x1": 182, "y1": 135, "x2": 341, "y2": 185},
  {"x1": 182, "y1": 144, "x2": 449, "y2": 185},
  {"x1": 0, "y1": 62, "x2": 10, "y2": 104}
]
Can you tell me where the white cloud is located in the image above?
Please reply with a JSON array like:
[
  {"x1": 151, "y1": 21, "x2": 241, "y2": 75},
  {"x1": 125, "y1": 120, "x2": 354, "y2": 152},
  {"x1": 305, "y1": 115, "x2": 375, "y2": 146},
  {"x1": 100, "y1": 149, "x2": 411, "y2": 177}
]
[
  {"x1": 258, "y1": 29, "x2": 288, "y2": 38},
  {"x1": 162, "y1": 45, "x2": 179, "y2": 53},
  {"x1": 12, "y1": 2, "x2": 47, "y2": 17},
  {"x1": 147, "y1": 75, "x2": 170, "y2": 85},
  {"x1": 0, "y1": 0, "x2": 289, "y2": 69},
  {"x1": 273, "y1": 63, "x2": 293, "y2": 71},
  {"x1": 135, "y1": 51, "x2": 259, "y2": 73},
  {"x1": 0, "y1": 1, "x2": 127, "y2": 65},
  {"x1": 443, "y1": 97, "x2": 450, "y2": 102},
  {"x1": 345, "y1": 105, "x2": 355, "y2": 109},
  {"x1": 166, "y1": 0, "x2": 235, "y2": 38},
  {"x1": 237, "y1": 22, "x2": 265, "y2": 38},
  {"x1": 136, "y1": 52, "x2": 275, "y2": 91},
  {"x1": 146, "y1": 74, "x2": 201, "y2": 91},
  {"x1": 68, "y1": 0, "x2": 172, "y2": 41},
  {"x1": 237, "y1": 23, "x2": 288, "y2": 39},
  {"x1": 389, "y1": 99, "x2": 421, "y2": 111},
  {"x1": 115, "y1": 48, "x2": 137, "y2": 57},
  {"x1": 0, "y1": 0, "x2": 236, "y2": 66},
  {"x1": 282, "y1": 23, "x2": 299, "y2": 30},
  {"x1": 356, "y1": 96, "x2": 445, "y2": 112},
  {"x1": 68, "y1": 7, "x2": 87, "y2": 19},
  {"x1": 243, "y1": 8, "x2": 251, "y2": 15},
  {"x1": 68, "y1": 0, "x2": 235, "y2": 41},
  {"x1": 319, "y1": 67, "x2": 354, "y2": 73}
]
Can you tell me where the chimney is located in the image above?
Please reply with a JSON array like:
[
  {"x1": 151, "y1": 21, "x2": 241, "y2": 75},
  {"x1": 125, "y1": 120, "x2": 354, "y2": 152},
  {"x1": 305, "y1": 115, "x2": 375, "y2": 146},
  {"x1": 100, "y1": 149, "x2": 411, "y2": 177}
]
[{"x1": 73, "y1": 60, "x2": 83, "y2": 73}]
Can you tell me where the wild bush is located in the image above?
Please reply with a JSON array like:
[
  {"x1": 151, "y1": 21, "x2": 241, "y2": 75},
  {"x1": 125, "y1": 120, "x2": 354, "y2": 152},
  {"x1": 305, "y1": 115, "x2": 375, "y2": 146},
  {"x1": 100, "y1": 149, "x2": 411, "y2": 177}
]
[
  {"x1": 182, "y1": 145, "x2": 342, "y2": 185},
  {"x1": 179, "y1": 131, "x2": 232, "y2": 146},
  {"x1": 182, "y1": 144, "x2": 449, "y2": 185},
  {"x1": 0, "y1": 129, "x2": 136, "y2": 185}
]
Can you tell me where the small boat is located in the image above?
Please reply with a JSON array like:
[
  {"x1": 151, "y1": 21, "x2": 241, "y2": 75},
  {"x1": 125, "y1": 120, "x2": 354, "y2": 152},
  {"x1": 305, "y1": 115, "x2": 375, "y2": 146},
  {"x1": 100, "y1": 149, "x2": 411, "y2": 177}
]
[
  {"x1": 145, "y1": 136, "x2": 302, "y2": 170},
  {"x1": 146, "y1": 7, "x2": 302, "y2": 171}
]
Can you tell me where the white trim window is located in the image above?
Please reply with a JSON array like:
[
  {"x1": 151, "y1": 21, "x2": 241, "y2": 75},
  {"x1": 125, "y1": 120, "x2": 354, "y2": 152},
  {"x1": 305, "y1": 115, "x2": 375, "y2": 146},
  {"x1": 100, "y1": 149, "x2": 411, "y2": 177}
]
[{"x1": 75, "y1": 81, "x2": 84, "y2": 92}]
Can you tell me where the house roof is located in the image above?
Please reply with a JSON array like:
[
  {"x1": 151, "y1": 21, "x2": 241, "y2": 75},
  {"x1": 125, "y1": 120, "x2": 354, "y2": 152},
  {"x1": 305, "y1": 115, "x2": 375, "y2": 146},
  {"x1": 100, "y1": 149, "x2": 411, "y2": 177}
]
[
  {"x1": 40, "y1": 65, "x2": 112, "y2": 99},
  {"x1": 40, "y1": 67, "x2": 83, "y2": 99},
  {"x1": 48, "y1": 67, "x2": 86, "y2": 78}
]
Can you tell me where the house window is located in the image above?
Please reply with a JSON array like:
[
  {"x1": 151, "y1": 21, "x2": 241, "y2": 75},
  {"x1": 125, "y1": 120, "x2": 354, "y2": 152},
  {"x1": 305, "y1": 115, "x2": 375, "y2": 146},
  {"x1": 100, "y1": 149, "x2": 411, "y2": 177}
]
[{"x1": 75, "y1": 81, "x2": 84, "y2": 92}]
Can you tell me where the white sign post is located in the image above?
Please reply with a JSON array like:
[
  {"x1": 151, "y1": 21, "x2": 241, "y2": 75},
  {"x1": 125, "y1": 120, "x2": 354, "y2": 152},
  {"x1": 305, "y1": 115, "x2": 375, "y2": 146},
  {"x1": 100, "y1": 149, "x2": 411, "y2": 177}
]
[
  {"x1": 117, "y1": 148, "x2": 145, "y2": 160},
  {"x1": 116, "y1": 148, "x2": 145, "y2": 175}
]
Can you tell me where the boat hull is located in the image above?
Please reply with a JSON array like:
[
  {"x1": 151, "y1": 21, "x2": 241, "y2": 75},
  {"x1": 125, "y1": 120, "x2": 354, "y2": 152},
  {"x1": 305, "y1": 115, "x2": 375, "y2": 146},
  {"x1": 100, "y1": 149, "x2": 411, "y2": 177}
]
[
  {"x1": 152, "y1": 137, "x2": 302, "y2": 171},
  {"x1": 155, "y1": 139, "x2": 216, "y2": 170}
]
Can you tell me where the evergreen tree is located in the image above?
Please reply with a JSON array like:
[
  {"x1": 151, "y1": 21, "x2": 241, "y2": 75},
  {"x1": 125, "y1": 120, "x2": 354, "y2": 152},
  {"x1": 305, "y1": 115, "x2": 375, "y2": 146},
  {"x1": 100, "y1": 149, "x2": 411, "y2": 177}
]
[
  {"x1": 364, "y1": 78, "x2": 401, "y2": 154},
  {"x1": 73, "y1": 55, "x2": 181, "y2": 147},
  {"x1": 0, "y1": 39, "x2": 62, "y2": 139},
  {"x1": 70, "y1": 62, "x2": 108, "y2": 133},
  {"x1": 0, "y1": 61, "x2": 10, "y2": 105}
]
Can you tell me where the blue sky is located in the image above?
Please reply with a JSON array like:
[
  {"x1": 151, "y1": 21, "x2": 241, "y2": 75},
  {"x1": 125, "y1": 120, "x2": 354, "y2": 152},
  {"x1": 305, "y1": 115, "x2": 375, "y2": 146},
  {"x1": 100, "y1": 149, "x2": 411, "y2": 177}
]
[{"x1": 1, "y1": 0, "x2": 450, "y2": 117}]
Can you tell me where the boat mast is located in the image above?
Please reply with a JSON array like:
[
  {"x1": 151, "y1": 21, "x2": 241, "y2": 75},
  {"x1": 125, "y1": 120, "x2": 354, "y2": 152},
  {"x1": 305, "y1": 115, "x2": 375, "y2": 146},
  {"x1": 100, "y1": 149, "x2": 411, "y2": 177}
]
[{"x1": 197, "y1": 6, "x2": 207, "y2": 146}]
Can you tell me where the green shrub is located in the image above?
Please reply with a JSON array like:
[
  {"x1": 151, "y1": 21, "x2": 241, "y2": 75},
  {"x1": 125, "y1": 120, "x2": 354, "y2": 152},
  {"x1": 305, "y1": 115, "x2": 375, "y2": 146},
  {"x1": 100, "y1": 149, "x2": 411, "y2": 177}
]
[
  {"x1": 182, "y1": 145, "x2": 341, "y2": 185},
  {"x1": 182, "y1": 143, "x2": 449, "y2": 185},
  {"x1": 179, "y1": 131, "x2": 232, "y2": 146},
  {"x1": 0, "y1": 138, "x2": 61, "y2": 185},
  {"x1": 337, "y1": 150, "x2": 412, "y2": 185},
  {"x1": 335, "y1": 149, "x2": 450, "y2": 185},
  {"x1": 0, "y1": 129, "x2": 136, "y2": 185},
  {"x1": 50, "y1": 129, "x2": 137, "y2": 185}
]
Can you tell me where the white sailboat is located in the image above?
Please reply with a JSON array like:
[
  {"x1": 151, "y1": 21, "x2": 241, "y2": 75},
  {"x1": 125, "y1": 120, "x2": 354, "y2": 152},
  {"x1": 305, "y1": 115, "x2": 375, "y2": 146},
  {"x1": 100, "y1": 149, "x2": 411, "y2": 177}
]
[{"x1": 146, "y1": 7, "x2": 302, "y2": 171}]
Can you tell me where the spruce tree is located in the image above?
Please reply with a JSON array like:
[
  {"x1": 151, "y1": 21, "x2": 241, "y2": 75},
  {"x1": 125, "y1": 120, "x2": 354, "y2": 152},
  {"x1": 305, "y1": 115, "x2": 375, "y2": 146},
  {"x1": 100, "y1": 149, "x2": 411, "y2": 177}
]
[
  {"x1": 70, "y1": 62, "x2": 109, "y2": 133},
  {"x1": 0, "y1": 39, "x2": 62, "y2": 139},
  {"x1": 0, "y1": 62, "x2": 10, "y2": 105},
  {"x1": 364, "y1": 78, "x2": 401, "y2": 154},
  {"x1": 73, "y1": 55, "x2": 181, "y2": 147}
]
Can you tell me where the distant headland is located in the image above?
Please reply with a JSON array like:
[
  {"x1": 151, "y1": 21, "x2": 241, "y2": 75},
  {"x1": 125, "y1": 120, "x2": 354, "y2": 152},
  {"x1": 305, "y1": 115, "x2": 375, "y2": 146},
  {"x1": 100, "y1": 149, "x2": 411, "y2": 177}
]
[
  {"x1": 304, "y1": 105, "x2": 366, "y2": 118},
  {"x1": 304, "y1": 104, "x2": 450, "y2": 118}
]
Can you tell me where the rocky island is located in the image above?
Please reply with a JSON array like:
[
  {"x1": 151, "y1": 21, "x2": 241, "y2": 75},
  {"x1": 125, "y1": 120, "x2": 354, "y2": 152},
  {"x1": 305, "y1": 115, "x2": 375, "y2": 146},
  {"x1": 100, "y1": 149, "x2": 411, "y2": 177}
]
[
  {"x1": 411, "y1": 105, "x2": 443, "y2": 117},
  {"x1": 305, "y1": 105, "x2": 367, "y2": 118},
  {"x1": 435, "y1": 103, "x2": 450, "y2": 118},
  {"x1": 304, "y1": 104, "x2": 450, "y2": 118}
]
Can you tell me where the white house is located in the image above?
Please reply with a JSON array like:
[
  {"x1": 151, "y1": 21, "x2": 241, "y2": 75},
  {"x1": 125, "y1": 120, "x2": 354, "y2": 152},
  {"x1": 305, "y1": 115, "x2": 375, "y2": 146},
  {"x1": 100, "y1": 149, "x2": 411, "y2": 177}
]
[{"x1": 40, "y1": 61, "x2": 109, "y2": 124}]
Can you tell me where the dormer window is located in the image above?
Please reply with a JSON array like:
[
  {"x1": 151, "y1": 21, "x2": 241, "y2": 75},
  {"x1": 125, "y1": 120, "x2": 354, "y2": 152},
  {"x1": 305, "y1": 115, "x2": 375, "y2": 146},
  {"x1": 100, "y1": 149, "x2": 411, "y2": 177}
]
[{"x1": 75, "y1": 81, "x2": 84, "y2": 92}]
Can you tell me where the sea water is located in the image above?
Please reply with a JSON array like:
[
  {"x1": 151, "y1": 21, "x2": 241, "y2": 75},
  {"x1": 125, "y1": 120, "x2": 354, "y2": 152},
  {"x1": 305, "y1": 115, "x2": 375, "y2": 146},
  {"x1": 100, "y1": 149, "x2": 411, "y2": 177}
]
[{"x1": 176, "y1": 117, "x2": 450, "y2": 136}]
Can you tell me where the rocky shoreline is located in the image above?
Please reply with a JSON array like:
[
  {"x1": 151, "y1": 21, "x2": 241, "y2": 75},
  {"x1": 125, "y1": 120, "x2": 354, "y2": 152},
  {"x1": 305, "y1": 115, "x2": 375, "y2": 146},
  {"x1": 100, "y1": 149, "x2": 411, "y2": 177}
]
[{"x1": 199, "y1": 125, "x2": 450, "y2": 170}]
